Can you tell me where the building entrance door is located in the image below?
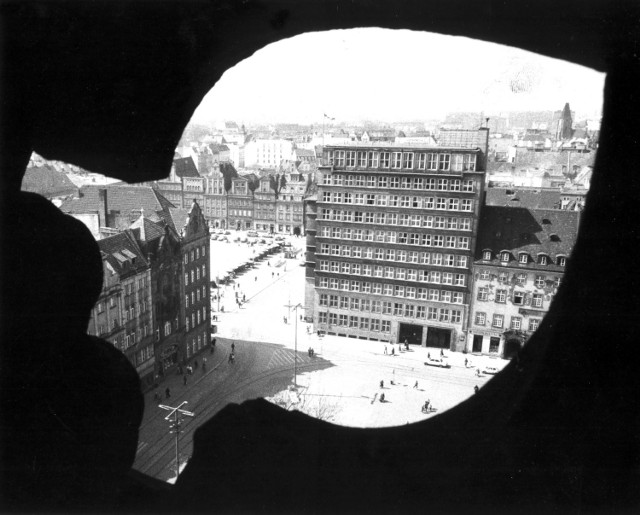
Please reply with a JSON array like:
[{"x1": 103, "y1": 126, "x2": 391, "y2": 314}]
[
  {"x1": 426, "y1": 327, "x2": 451, "y2": 349},
  {"x1": 472, "y1": 334, "x2": 483, "y2": 353},
  {"x1": 398, "y1": 323, "x2": 423, "y2": 345}
]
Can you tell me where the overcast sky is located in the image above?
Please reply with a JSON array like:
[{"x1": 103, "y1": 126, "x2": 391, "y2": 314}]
[{"x1": 190, "y1": 28, "x2": 605, "y2": 126}]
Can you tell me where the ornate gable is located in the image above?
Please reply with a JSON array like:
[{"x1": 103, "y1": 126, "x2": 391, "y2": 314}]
[{"x1": 183, "y1": 199, "x2": 208, "y2": 239}]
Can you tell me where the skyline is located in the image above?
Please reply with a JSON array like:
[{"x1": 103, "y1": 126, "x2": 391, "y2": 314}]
[{"x1": 190, "y1": 28, "x2": 606, "y2": 126}]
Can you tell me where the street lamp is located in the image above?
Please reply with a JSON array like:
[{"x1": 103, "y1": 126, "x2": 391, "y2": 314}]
[
  {"x1": 284, "y1": 302, "x2": 304, "y2": 388},
  {"x1": 159, "y1": 401, "x2": 194, "y2": 480}
]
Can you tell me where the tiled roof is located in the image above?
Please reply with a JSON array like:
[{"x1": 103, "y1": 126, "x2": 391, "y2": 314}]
[
  {"x1": 295, "y1": 148, "x2": 315, "y2": 158},
  {"x1": 475, "y1": 206, "x2": 579, "y2": 268},
  {"x1": 21, "y1": 164, "x2": 78, "y2": 197},
  {"x1": 98, "y1": 230, "x2": 149, "y2": 276},
  {"x1": 485, "y1": 188, "x2": 563, "y2": 210},
  {"x1": 173, "y1": 156, "x2": 200, "y2": 178},
  {"x1": 59, "y1": 184, "x2": 177, "y2": 227},
  {"x1": 129, "y1": 215, "x2": 166, "y2": 242},
  {"x1": 208, "y1": 143, "x2": 229, "y2": 153}
]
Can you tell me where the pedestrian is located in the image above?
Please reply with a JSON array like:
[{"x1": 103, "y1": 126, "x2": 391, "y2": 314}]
[
  {"x1": 427, "y1": 352, "x2": 431, "y2": 359},
  {"x1": 405, "y1": 340, "x2": 409, "y2": 351},
  {"x1": 440, "y1": 349, "x2": 444, "y2": 357},
  {"x1": 202, "y1": 358, "x2": 207, "y2": 371},
  {"x1": 464, "y1": 358, "x2": 468, "y2": 368},
  {"x1": 194, "y1": 359, "x2": 198, "y2": 369},
  {"x1": 476, "y1": 368, "x2": 481, "y2": 377},
  {"x1": 243, "y1": 294, "x2": 246, "y2": 302},
  {"x1": 391, "y1": 347, "x2": 395, "y2": 356},
  {"x1": 474, "y1": 385, "x2": 479, "y2": 394},
  {"x1": 255, "y1": 276, "x2": 257, "y2": 282},
  {"x1": 165, "y1": 387, "x2": 171, "y2": 399},
  {"x1": 380, "y1": 393, "x2": 385, "y2": 403},
  {"x1": 299, "y1": 314, "x2": 303, "y2": 321},
  {"x1": 380, "y1": 380, "x2": 384, "y2": 389},
  {"x1": 272, "y1": 272, "x2": 274, "y2": 278},
  {"x1": 228, "y1": 352, "x2": 234, "y2": 363},
  {"x1": 154, "y1": 391, "x2": 160, "y2": 402},
  {"x1": 187, "y1": 365, "x2": 193, "y2": 375},
  {"x1": 384, "y1": 345, "x2": 388, "y2": 355},
  {"x1": 183, "y1": 375, "x2": 187, "y2": 386},
  {"x1": 231, "y1": 342, "x2": 235, "y2": 352},
  {"x1": 414, "y1": 380, "x2": 418, "y2": 389}
]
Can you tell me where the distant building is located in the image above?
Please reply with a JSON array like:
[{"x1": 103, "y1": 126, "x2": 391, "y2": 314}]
[
  {"x1": 244, "y1": 139, "x2": 295, "y2": 168},
  {"x1": 467, "y1": 207, "x2": 579, "y2": 358}
]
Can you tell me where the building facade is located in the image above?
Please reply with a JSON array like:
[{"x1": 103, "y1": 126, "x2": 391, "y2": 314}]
[
  {"x1": 467, "y1": 206, "x2": 579, "y2": 358},
  {"x1": 306, "y1": 131, "x2": 488, "y2": 349},
  {"x1": 180, "y1": 200, "x2": 211, "y2": 361},
  {"x1": 89, "y1": 230, "x2": 156, "y2": 389}
]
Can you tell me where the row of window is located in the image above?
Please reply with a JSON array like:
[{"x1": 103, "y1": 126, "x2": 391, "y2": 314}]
[
  {"x1": 318, "y1": 277, "x2": 464, "y2": 298},
  {"x1": 318, "y1": 250, "x2": 469, "y2": 268},
  {"x1": 321, "y1": 175, "x2": 476, "y2": 192},
  {"x1": 478, "y1": 270, "x2": 561, "y2": 288},
  {"x1": 184, "y1": 245, "x2": 207, "y2": 265},
  {"x1": 318, "y1": 301, "x2": 463, "y2": 327},
  {"x1": 185, "y1": 306, "x2": 208, "y2": 332},
  {"x1": 318, "y1": 233, "x2": 470, "y2": 254},
  {"x1": 319, "y1": 196, "x2": 475, "y2": 214},
  {"x1": 474, "y1": 312, "x2": 541, "y2": 332},
  {"x1": 326, "y1": 150, "x2": 477, "y2": 172},
  {"x1": 319, "y1": 286, "x2": 465, "y2": 307},
  {"x1": 123, "y1": 300, "x2": 149, "y2": 322},
  {"x1": 185, "y1": 286, "x2": 208, "y2": 308},
  {"x1": 482, "y1": 250, "x2": 567, "y2": 267},
  {"x1": 319, "y1": 215, "x2": 473, "y2": 237},
  {"x1": 477, "y1": 288, "x2": 548, "y2": 307},
  {"x1": 184, "y1": 265, "x2": 207, "y2": 286},
  {"x1": 134, "y1": 344, "x2": 154, "y2": 367},
  {"x1": 317, "y1": 275, "x2": 466, "y2": 294},
  {"x1": 318, "y1": 260, "x2": 468, "y2": 283},
  {"x1": 185, "y1": 331, "x2": 208, "y2": 359}
]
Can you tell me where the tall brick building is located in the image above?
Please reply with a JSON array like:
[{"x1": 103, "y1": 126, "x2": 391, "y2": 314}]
[{"x1": 305, "y1": 129, "x2": 488, "y2": 350}]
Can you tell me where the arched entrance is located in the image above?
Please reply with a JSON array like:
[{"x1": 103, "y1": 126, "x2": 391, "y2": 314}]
[
  {"x1": 293, "y1": 226, "x2": 301, "y2": 236},
  {"x1": 504, "y1": 338, "x2": 523, "y2": 359}
]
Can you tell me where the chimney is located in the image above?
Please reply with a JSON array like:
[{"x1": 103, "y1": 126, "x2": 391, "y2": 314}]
[{"x1": 98, "y1": 188, "x2": 108, "y2": 227}]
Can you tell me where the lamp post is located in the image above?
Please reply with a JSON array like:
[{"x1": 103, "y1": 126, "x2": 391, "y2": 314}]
[
  {"x1": 159, "y1": 401, "x2": 194, "y2": 480},
  {"x1": 285, "y1": 302, "x2": 304, "y2": 388}
]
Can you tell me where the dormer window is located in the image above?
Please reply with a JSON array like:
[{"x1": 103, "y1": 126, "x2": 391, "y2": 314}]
[
  {"x1": 501, "y1": 251, "x2": 510, "y2": 263},
  {"x1": 519, "y1": 253, "x2": 528, "y2": 264},
  {"x1": 558, "y1": 256, "x2": 567, "y2": 266},
  {"x1": 483, "y1": 250, "x2": 491, "y2": 260},
  {"x1": 539, "y1": 255, "x2": 548, "y2": 265}
]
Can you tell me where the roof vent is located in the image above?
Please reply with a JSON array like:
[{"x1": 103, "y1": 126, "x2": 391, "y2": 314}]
[
  {"x1": 550, "y1": 233, "x2": 560, "y2": 242},
  {"x1": 542, "y1": 218, "x2": 551, "y2": 224}
]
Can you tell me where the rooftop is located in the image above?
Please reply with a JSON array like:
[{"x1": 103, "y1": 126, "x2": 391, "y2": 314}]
[{"x1": 475, "y1": 206, "x2": 579, "y2": 267}]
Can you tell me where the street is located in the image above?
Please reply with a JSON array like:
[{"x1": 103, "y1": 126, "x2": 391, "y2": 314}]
[{"x1": 134, "y1": 232, "x2": 505, "y2": 481}]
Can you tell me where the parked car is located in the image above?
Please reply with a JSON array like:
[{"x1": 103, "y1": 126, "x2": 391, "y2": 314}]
[
  {"x1": 424, "y1": 357, "x2": 451, "y2": 368},
  {"x1": 483, "y1": 365, "x2": 500, "y2": 375},
  {"x1": 247, "y1": 231, "x2": 258, "y2": 237},
  {"x1": 274, "y1": 236, "x2": 285, "y2": 242},
  {"x1": 224, "y1": 231, "x2": 231, "y2": 235},
  {"x1": 210, "y1": 234, "x2": 218, "y2": 240}
]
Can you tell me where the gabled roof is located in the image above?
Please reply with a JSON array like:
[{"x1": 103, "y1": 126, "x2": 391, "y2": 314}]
[
  {"x1": 129, "y1": 214, "x2": 166, "y2": 242},
  {"x1": 59, "y1": 184, "x2": 178, "y2": 229},
  {"x1": 475, "y1": 206, "x2": 579, "y2": 268},
  {"x1": 485, "y1": 188, "x2": 564, "y2": 210},
  {"x1": 295, "y1": 148, "x2": 315, "y2": 158},
  {"x1": 98, "y1": 230, "x2": 148, "y2": 277},
  {"x1": 208, "y1": 143, "x2": 230, "y2": 153},
  {"x1": 21, "y1": 164, "x2": 78, "y2": 197},
  {"x1": 173, "y1": 156, "x2": 200, "y2": 178}
]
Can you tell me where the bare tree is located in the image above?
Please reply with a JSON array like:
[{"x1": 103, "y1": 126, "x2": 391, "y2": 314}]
[{"x1": 269, "y1": 389, "x2": 341, "y2": 423}]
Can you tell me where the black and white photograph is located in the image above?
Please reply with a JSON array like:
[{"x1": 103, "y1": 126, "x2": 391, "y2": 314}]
[{"x1": 1, "y1": 1, "x2": 639, "y2": 513}]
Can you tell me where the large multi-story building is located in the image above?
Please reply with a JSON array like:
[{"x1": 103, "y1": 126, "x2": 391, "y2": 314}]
[
  {"x1": 180, "y1": 200, "x2": 211, "y2": 362},
  {"x1": 88, "y1": 230, "x2": 155, "y2": 388},
  {"x1": 306, "y1": 129, "x2": 489, "y2": 350},
  {"x1": 467, "y1": 206, "x2": 579, "y2": 358}
]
